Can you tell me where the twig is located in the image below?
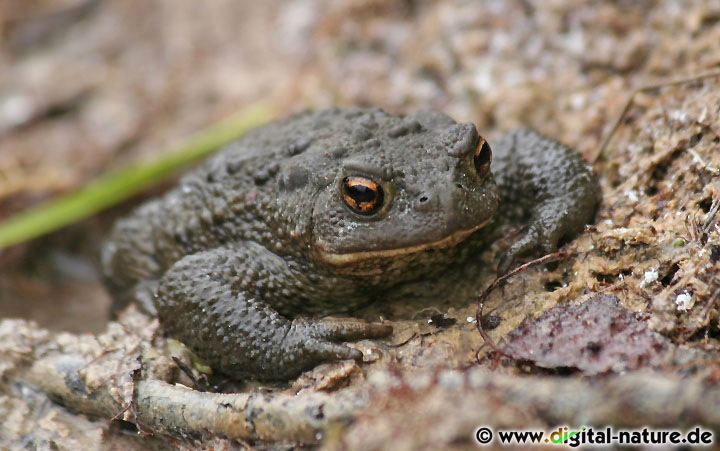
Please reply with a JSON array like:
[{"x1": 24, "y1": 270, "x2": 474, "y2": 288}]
[
  {"x1": 598, "y1": 70, "x2": 720, "y2": 158},
  {"x1": 475, "y1": 251, "x2": 570, "y2": 354},
  {"x1": 26, "y1": 354, "x2": 369, "y2": 443}
]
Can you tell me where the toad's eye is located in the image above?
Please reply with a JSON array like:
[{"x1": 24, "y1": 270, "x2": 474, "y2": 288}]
[
  {"x1": 474, "y1": 137, "x2": 492, "y2": 176},
  {"x1": 342, "y1": 176, "x2": 384, "y2": 215}
]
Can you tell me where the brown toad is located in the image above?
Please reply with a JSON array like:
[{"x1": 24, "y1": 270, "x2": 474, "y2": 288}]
[{"x1": 102, "y1": 108, "x2": 600, "y2": 380}]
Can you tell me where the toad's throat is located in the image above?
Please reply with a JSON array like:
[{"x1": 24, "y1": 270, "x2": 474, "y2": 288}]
[{"x1": 318, "y1": 218, "x2": 492, "y2": 266}]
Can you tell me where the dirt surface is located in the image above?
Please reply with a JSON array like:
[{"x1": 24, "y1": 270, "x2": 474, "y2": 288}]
[{"x1": 1, "y1": 0, "x2": 720, "y2": 449}]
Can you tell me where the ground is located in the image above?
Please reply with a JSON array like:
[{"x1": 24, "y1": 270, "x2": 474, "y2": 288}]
[{"x1": 1, "y1": 0, "x2": 719, "y2": 449}]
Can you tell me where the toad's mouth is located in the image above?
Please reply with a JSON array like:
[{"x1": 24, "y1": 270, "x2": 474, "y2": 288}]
[{"x1": 316, "y1": 218, "x2": 492, "y2": 267}]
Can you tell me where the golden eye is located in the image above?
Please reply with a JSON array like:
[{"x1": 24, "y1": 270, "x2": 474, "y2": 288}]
[
  {"x1": 474, "y1": 137, "x2": 492, "y2": 176},
  {"x1": 342, "y1": 176, "x2": 384, "y2": 215}
]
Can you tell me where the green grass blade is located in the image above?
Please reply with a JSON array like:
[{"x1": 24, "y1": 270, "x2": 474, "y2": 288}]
[{"x1": 0, "y1": 103, "x2": 273, "y2": 249}]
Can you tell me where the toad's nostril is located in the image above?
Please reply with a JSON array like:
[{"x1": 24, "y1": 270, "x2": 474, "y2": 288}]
[
  {"x1": 416, "y1": 192, "x2": 435, "y2": 211},
  {"x1": 456, "y1": 183, "x2": 464, "y2": 190}
]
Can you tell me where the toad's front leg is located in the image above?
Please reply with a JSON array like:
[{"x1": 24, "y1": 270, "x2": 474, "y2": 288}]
[
  {"x1": 491, "y1": 128, "x2": 601, "y2": 273},
  {"x1": 155, "y1": 243, "x2": 392, "y2": 380}
]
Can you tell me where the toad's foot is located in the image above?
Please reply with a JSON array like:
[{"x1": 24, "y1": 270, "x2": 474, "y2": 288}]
[{"x1": 282, "y1": 317, "x2": 393, "y2": 368}]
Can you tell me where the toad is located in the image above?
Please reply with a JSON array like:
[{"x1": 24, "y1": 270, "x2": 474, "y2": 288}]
[{"x1": 102, "y1": 108, "x2": 600, "y2": 380}]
